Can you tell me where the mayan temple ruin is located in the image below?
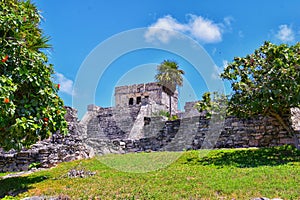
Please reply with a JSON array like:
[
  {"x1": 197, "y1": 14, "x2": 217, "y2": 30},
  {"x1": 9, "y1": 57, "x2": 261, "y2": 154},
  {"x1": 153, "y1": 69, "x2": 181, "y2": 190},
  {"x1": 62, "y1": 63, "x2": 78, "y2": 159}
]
[
  {"x1": 80, "y1": 82, "x2": 181, "y2": 140},
  {"x1": 0, "y1": 82, "x2": 299, "y2": 172}
]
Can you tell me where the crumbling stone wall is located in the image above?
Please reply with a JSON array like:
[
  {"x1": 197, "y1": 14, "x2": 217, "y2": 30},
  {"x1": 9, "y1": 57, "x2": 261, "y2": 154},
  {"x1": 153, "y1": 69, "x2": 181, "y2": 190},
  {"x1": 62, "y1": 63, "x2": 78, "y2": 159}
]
[
  {"x1": 1, "y1": 98, "x2": 300, "y2": 173},
  {"x1": 86, "y1": 120, "x2": 181, "y2": 154},
  {"x1": 86, "y1": 115, "x2": 300, "y2": 154},
  {"x1": 82, "y1": 95, "x2": 300, "y2": 154},
  {"x1": 83, "y1": 104, "x2": 141, "y2": 139},
  {"x1": 291, "y1": 108, "x2": 300, "y2": 130},
  {"x1": 0, "y1": 107, "x2": 94, "y2": 172}
]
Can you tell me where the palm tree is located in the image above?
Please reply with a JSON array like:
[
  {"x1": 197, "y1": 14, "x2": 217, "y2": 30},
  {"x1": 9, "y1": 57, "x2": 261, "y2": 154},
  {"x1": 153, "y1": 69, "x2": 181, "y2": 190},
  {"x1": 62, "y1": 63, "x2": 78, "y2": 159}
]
[{"x1": 155, "y1": 60, "x2": 185, "y2": 117}]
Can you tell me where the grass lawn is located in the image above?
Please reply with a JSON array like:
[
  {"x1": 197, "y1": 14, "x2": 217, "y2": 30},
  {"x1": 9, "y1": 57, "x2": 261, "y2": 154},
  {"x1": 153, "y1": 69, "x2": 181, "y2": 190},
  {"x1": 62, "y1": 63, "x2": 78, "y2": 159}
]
[
  {"x1": 0, "y1": 145, "x2": 299, "y2": 200},
  {"x1": 0, "y1": 173, "x2": 9, "y2": 177}
]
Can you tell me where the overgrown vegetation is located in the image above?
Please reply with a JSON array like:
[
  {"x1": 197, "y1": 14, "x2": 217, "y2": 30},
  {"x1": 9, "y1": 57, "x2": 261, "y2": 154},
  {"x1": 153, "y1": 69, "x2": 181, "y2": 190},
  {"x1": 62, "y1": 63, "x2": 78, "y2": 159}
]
[
  {"x1": 196, "y1": 42, "x2": 300, "y2": 135},
  {"x1": 195, "y1": 91, "x2": 228, "y2": 119},
  {"x1": 28, "y1": 162, "x2": 41, "y2": 170},
  {"x1": 0, "y1": 146, "x2": 299, "y2": 199},
  {"x1": 155, "y1": 60, "x2": 184, "y2": 117},
  {"x1": 221, "y1": 42, "x2": 300, "y2": 134},
  {"x1": 153, "y1": 110, "x2": 179, "y2": 121},
  {"x1": 0, "y1": 0, "x2": 67, "y2": 150}
]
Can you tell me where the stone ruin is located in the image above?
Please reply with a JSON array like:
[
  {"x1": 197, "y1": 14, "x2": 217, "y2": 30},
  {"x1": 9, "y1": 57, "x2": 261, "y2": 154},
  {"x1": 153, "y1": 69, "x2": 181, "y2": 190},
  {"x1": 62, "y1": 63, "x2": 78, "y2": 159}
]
[
  {"x1": 81, "y1": 82, "x2": 179, "y2": 140},
  {"x1": 80, "y1": 82, "x2": 299, "y2": 154},
  {"x1": 0, "y1": 82, "x2": 300, "y2": 172},
  {"x1": 0, "y1": 107, "x2": 94, "y2": 172}
]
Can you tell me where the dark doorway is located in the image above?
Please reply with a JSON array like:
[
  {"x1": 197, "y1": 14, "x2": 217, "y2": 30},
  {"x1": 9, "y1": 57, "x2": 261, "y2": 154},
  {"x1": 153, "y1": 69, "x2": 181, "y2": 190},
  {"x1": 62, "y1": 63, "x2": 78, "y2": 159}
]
[
  {"x1": 136, "y1": 96, "x2": 142, "y2": 104},
  {"x1": 129, "y1": 98, "x2": 134, "y2": 105}
]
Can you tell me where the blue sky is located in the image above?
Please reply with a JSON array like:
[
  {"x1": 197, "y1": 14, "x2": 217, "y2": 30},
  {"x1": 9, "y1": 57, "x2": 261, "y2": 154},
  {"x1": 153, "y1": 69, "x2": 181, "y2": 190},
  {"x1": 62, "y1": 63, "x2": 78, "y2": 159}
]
[{"x1": 32, "y1": 0, "x2": 300, "y2": 118}]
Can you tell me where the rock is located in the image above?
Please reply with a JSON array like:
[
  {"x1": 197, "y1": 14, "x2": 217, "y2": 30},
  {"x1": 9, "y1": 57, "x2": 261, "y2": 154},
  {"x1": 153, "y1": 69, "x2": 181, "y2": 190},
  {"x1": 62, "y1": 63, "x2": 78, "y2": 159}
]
[
  {"x1": 67, "y1": 168, "x2": 96, "y2": 178},
  {"x1": 63, "y1": 155, "x2": 76, "y2": 162}
]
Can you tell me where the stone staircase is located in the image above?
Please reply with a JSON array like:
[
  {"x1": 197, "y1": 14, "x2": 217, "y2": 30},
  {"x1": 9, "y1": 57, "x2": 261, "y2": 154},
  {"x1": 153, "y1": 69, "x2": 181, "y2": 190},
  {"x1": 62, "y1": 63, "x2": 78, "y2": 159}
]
[
  {"x1": 128, "y1": 105, "x2": 150, "y2": 139},
  {"x1": 161, "y1": 117, "x2": 199, "y2": 151}
]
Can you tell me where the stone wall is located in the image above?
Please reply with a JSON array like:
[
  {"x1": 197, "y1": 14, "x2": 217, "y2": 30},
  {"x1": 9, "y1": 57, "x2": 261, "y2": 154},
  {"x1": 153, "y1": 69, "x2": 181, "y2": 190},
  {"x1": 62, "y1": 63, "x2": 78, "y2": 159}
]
[
  {"x1": 291, "y1": 108, "x2": 300, "y2": 130},
  {"x1": 86, "y1": 115, "x2": 300, "y2": 154},
  {"x1": 83, "y1": 104, "x2": 142, "y2": 139},
  {"x1": 85, "y1": 120, "x2": 181, "y2": 154},
  {"x1": 82, "y1": 98, "x2": 300, "y2": 154},
  {"x1": 1, "y1": 104, "x2": 300, "y2": 172},
  {"x1": 0, "y1": 107, "x2": 94, "y2": 173}
]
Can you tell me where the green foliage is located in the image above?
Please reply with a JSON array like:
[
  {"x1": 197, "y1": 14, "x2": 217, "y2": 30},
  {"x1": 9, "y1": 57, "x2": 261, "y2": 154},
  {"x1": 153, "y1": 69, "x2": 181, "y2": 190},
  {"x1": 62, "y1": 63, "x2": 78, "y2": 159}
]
[
  {"x1": 221, "y1": 41, "x2": 300, "y2": 133},
  {"x1": 28, "y1": 162, "x2": 41, "y2": 170},
  {"x1": 195, "y1": 92, "x2": 228, "y2": 119},
  {"x1": 155, "y1": 60, "x2": 184, "y2": 116},
  {"x1": 155, "y1": 60, "x2": 184, "y2": 94},
  {"x1": 154, "y1": 110, "x2": 179, "y2": 121},
  {"x1": 169, "y1": 114, "x2": 178, "y2": 121},
  {"x1": 158, "y1": 110, "x2": 170, "y2": 118},
  {"x1": 0, "y1": 0, "x2": 67, "y2": 150}
]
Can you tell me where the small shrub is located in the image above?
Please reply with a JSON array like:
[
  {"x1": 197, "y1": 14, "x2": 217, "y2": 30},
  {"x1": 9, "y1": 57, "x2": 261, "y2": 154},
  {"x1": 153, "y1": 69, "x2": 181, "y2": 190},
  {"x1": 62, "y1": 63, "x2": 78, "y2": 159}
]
[
  {"x1": 28, "y1": 162, "x2": 41, "y2": 170},
  {"x1": 169, "y1": 115, "x2": 178, "y2": 120},
  {"x1": 158, "y1": 110, "x2": 170, "y2": 118}
]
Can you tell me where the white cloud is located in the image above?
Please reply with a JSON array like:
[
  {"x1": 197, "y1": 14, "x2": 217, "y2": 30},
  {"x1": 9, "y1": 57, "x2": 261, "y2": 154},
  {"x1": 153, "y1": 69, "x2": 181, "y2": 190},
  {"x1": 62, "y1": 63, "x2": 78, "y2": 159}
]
[
  {"x1": 276, "y1": 24, "x2": 295, "y2": 42},
  {"x1": 144, "y1": 15, "x2": 188, "y2": 43},
  {"x1": 55, "y1": 72, "x2": 74, "y2": 95},
  {"x1": 145, "y1": 14, "x2": 227, "y2": 44},
  {"x1": 188, "y1": 15, "x2": 222, "y2": 43}
]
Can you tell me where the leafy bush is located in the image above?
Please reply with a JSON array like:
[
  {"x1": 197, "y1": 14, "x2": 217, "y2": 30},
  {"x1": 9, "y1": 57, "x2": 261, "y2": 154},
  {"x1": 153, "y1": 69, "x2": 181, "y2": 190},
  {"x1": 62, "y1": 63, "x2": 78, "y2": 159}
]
[
  {"x1": 158, "y1": 110, "x2": 170, "y2": 118},
  {"x1": 195, "y1": 92, "x2": 228, "y2": 119},
  {"x1": 221, "y1": 42, "x2": 300, "y2": 133},
  {"x1": 28, "y1": 162, "x2": 41, "y2": 170},
  {"x1": 0, "y1": 0, "x2": 67, "y2": 150}
]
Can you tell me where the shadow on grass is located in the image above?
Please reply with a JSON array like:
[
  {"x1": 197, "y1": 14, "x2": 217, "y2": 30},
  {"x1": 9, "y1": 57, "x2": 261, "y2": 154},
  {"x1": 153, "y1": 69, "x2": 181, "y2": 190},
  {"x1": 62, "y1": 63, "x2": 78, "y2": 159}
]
[
  {"x1": 183, "y1": 145, "x2": 300, "y2": 168},
  {"x1": 0, "y1": 175, "x2": 48, "y2": 198}
]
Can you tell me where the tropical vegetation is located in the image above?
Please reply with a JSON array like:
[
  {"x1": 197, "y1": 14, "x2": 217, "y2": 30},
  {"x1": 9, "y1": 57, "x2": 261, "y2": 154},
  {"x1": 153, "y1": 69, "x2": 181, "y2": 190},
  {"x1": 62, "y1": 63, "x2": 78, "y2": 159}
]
[
  {"x1": 0, "y1": 0, "x2": 67, "y2": 150},
  {"x1": 221, "y1": 42, "x2": 300, "y2": 134},
  {"x1": 155, "y1": 60, "x2": 184, "y2": 117}
]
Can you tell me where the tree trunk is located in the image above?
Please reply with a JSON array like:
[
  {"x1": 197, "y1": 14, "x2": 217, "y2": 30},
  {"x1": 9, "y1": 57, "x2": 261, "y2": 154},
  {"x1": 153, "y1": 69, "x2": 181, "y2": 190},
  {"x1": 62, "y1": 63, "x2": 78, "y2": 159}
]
[{"x1": 269, "y1": 110, "x2": 294, "y2": 135}]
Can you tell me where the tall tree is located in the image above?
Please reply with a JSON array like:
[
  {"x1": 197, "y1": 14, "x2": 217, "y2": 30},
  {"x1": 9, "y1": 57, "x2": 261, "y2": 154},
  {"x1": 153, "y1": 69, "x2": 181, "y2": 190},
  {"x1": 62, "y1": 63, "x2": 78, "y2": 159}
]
[
  {"x1": 221, "y1": 41, "x2": 300, "y2": 134},
  {"x1": 155, "y1": 60, "x2": 184, "y2": 117},
  {"x1": 0, "y1": 0, "x2": 67, "y2": 150}
]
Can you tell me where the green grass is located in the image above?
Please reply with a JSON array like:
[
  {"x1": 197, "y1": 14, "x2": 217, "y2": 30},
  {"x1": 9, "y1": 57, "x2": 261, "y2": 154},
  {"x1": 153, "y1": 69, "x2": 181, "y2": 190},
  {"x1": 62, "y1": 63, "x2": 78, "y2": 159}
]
[
  {"x1": 0, "y1": 145, "x2": 299, "y2": 200},
  {"x1": 0, "y1": 172, "x2": 17, "y2": 177},
  {"x1": 0, "y1": 173, "x2": 8, "y2": 177}
]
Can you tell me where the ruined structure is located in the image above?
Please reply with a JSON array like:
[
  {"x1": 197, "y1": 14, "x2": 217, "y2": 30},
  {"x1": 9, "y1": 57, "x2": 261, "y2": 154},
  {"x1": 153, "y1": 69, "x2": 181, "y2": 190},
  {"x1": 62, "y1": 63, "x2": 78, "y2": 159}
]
[
  {"x1": 81, "y1": 82, "x2": 178, "y2": 141},
  {"x1": 0, "y1": 82, "x2": 299, "y2": 172},
  {"x1": 80, "y1": 82, "x2": 299, "y2": 154},
  {"x1": 115, "y1": 82, "x2": 178, "y2": 110},
  {"x1": 0, "y1": 107, "x2": 94, "y2": 172}
]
